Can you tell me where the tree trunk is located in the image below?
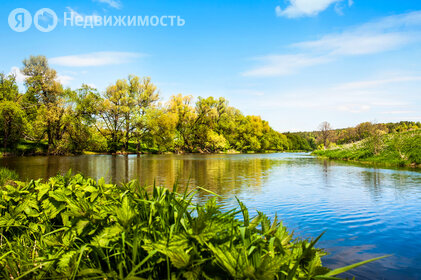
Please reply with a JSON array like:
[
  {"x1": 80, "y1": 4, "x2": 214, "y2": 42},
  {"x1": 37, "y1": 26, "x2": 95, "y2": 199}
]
[{"x1": 47, "y1": 121, "x2": 53, "y2": 154}]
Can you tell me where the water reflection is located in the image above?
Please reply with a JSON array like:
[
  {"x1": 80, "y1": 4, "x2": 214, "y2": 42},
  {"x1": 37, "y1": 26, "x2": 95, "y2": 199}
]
[{"x1": 0, "y1": 154, "x2": 287, "y2": 196}]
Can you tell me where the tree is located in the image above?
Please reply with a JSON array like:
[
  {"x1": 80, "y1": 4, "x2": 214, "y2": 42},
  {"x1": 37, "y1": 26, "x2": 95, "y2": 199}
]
[
  {"x1": 21, "y1": 55, "x2": 65, "y2": 153},
  {"x1": 0, "y1": 73, "x2": 26, "y2": 149},
  {"x1": 64, "y1": 84, "x2": 102, "y2": 153},
  {"x1": 95, "y1": 76, "x2": 160, "y2": 152},
  {"x1": 127, "y1": 76, "x2": 159, "y2": 152},
  {"x1": 318, "y1": 121, "x2": 332, "y2": 149},
  {"x1": 96, "y1": 79, "x2": 128, "y2": 152},
  {"x1": 192, "y1": 96, "x2": 227, "y2": 152},
  {"x1": 167, "y1": 94, "x2": 196, "y2": 152},
  {"x1": 141, "y1": 106, "x2": 177, "y2": 151},
  {"x1": 0, "y1": 101, "x2": 26, "y2": 149},
  {"x1": 0, "y1": 73, "x2": 20, "y2": 102}
]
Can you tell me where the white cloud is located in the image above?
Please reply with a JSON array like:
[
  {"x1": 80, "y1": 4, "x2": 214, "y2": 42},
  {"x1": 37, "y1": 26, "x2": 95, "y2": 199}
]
[
  {"x1": 8, "y1": 66, "x2": 74, "y2": 86},
  {"x1": 333, "y1": 76, "x2": 421, "y2": 90},
  {"x1": 56, "y1": 75, "x2": 74, "y2": 85},
  {"x1": 66, "y1": 6, "x2": 101, "y2": 18},
  {"x1": 93, "y1": 0, "x2": 122, "y2": 9},
  {"x1": 337, "y1": 104, "x2": 371, "y2": 113},
  {"x1": 292, "y1": 11, "x2": 421, "y2": 55},
  {"x1": 294, "y1": 32, "x2": 410, "y2": 55},
  {"x1": 8, "y1": 67, "x2": 27, "y2": 83},
  {"x1": 275, "y1": 0, "x2": 349, "y2": 18},
  {"x1": 381, "y1": 110, "x2": 415, "y2": 115},
  {"x1": 243, "y1": 54, "x2": 330, "y2": 77},
  {"x1": 360, "y1": 11, "x2": 421, "y2": 32},
  {"x1": 245, "y1": 11, "x2": 421, "y2": 77},
  {"x1": 49, "y1": 51, "x2": 143, "y2": 67},
  {"x1": 66, "y1": 7, "x2": 83, "y2": 18},
  {"x1": 250, "y1": 71, "x2": 420, "y2": 116}
]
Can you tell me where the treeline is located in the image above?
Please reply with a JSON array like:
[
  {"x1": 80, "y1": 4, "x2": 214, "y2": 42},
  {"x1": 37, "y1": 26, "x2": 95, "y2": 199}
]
[
  {"x1": 292, "y1": 121, "x2": 421, "y2": 149},
  {"x1": 0, "y1": 55, "x2": 313, "y2": 155}
]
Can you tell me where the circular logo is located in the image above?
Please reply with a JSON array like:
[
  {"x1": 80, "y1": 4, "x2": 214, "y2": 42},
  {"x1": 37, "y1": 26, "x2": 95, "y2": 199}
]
[
  {"x1": 34, "y1": 8, "x2": 57, "y2": 32},
  {"x1": 8, "y1": 8, "x2": 32, "y2": 32}
]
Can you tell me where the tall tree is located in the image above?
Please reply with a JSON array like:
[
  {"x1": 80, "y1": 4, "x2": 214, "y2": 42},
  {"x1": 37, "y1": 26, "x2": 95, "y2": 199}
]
[
  {"x1": 167, "y1": 94, "x2": 196, "y2": 152},
  {"x1": 125, "y1": 76, "x2": 159, "y2": 151},
  {"x1": 0, "y1": 73, "x2": 20, "y2": 102},
  {"x1": 96, "y1": 79, "x2": 128, "y2": 152},
  {"x1": 21, "y1": 55, "x2": 65, "y2": 153}
]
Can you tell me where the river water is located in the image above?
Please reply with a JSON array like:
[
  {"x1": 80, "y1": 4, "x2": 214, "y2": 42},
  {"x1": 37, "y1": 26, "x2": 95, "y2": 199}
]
[{"x1": 1, "y1": 153, "x2": 420, "y2": 279}]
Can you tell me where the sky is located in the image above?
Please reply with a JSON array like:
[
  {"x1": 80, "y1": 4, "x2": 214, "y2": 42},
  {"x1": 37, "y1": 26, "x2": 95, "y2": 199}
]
[{"x1": 1, "y1": 0, "x2": 421, "y2": 132}]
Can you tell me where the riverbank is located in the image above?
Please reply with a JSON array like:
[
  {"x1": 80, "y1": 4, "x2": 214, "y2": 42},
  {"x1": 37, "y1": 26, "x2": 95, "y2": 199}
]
[
  {"x1": 313, "y1": 130, "x2": 421, "y2": 168},
  {"x1": 0, "y1": 141, "x2": 307, "y2": 158}
]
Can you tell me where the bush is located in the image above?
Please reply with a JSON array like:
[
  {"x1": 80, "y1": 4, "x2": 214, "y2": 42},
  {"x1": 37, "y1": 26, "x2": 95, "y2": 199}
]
[
  {"x1": 0, "y1": 173, "x2": 385, "y2": 279},
  {"x1": 404, "y1": 134, "x2": 421, "y2": 164}
]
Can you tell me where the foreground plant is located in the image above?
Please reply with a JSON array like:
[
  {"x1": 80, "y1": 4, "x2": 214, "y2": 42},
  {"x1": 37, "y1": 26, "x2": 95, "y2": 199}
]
[{"x1": 0, "y1": 172, "x2": 386, "y2": 279}]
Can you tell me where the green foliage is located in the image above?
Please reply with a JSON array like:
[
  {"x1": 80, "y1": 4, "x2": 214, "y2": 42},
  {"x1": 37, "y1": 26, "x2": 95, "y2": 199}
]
[
  {"x1": 0, "y1": 73, "x2": 20, "y2": 102},
  {"x1": 285, "y1": 133, "x2": 312, "y2": 151},
  {"x1": 313, "y1": 129, "x2": 421, "y2": 166},
  {"x1": 313, "y1": 121, "x2": 420, "y2": 146},
  {"x1": 0, "y1": 173, "x2": 384, "y2": 279},
  {"x1": 21, "y1": 55, "x2": 66, "y2": 153},
  {"x1": 0, "y1": 101, "x2": 27, "y2": 149},
  {"x1": 6, "y1": 55, "x2": 419, "y2": 156},
  {"x1": 0, "y1": 55, "x2": 312, "y2": 155}
]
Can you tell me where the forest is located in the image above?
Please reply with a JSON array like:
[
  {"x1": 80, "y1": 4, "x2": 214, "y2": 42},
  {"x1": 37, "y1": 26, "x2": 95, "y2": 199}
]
[
  {"x1": 0, "y1": 55, "x2": 314, "y2": 155},
  {"x1": 1, "y1": 55, "x2": 419, "y2": 156}
]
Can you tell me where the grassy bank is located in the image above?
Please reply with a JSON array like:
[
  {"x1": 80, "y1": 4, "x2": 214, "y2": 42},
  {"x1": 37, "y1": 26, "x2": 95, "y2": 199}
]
[
  {"x1": 0, "y1": 172, "x2": 384, "y2": 279},
  {"x1": 313, "y1": 130, "x2": 421, "y2": 167}
]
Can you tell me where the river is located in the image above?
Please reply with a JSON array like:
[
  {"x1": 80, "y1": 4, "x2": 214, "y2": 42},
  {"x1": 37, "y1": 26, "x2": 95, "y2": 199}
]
[{"x1": 1, "y1": 153, "x2": 420, "y2": 279}]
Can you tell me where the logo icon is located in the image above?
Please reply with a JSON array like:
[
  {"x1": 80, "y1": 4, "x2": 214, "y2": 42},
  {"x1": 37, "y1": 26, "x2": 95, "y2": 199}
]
[
  {"x1": 34, "y1": 8, "x2": 57, "y2": 32},
  {"x1": 8, "y1": 8, "x2": 32, "y2": 32}
]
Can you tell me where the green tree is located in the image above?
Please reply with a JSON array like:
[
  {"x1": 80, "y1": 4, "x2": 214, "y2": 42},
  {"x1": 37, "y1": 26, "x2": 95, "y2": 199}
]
[
  {"x1": 21, "y1": 55, "x2": 65, "y2": 153},
  {"x1": 96, "y1": 79, "x2": 128, "y2": 152},
  {"x1": 167, "y1": 94, "x2": 196, "y2": 152},
  {"x1": 127, "y1": 76, "x2": 159, "y2": 152},
  {"x1": 0, "y1": 73, "x2": 20, "y2": 102},
  {"x1": 0, "y1": 101, "x2": 26, "y2": 149},
  {"x1": 63, "y1": 85, "x2": 102, "y2": 153}
]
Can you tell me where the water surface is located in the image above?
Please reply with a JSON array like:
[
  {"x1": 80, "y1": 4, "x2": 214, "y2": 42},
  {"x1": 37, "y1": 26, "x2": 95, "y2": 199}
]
[{"x1": 1, "y1": 153, "x2": 420, "y2": 279}]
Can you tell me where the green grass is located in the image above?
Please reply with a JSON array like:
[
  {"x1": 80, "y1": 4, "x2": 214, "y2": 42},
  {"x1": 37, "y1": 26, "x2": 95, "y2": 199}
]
[
  {"x1": 0, "y1": 172, "x2": 386, "y2": 279},
  {"x1": 313, "y1": 130, "x2": 421, "y2": 167},
  {"x1": 0, "y1": 167, "x2": 18, "y2": 186}
]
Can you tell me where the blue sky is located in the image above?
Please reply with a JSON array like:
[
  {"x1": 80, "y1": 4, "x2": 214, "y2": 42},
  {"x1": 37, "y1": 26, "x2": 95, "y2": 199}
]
[{"x1": 1, "y1": 0, "x2": 421, "y2": 132}]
